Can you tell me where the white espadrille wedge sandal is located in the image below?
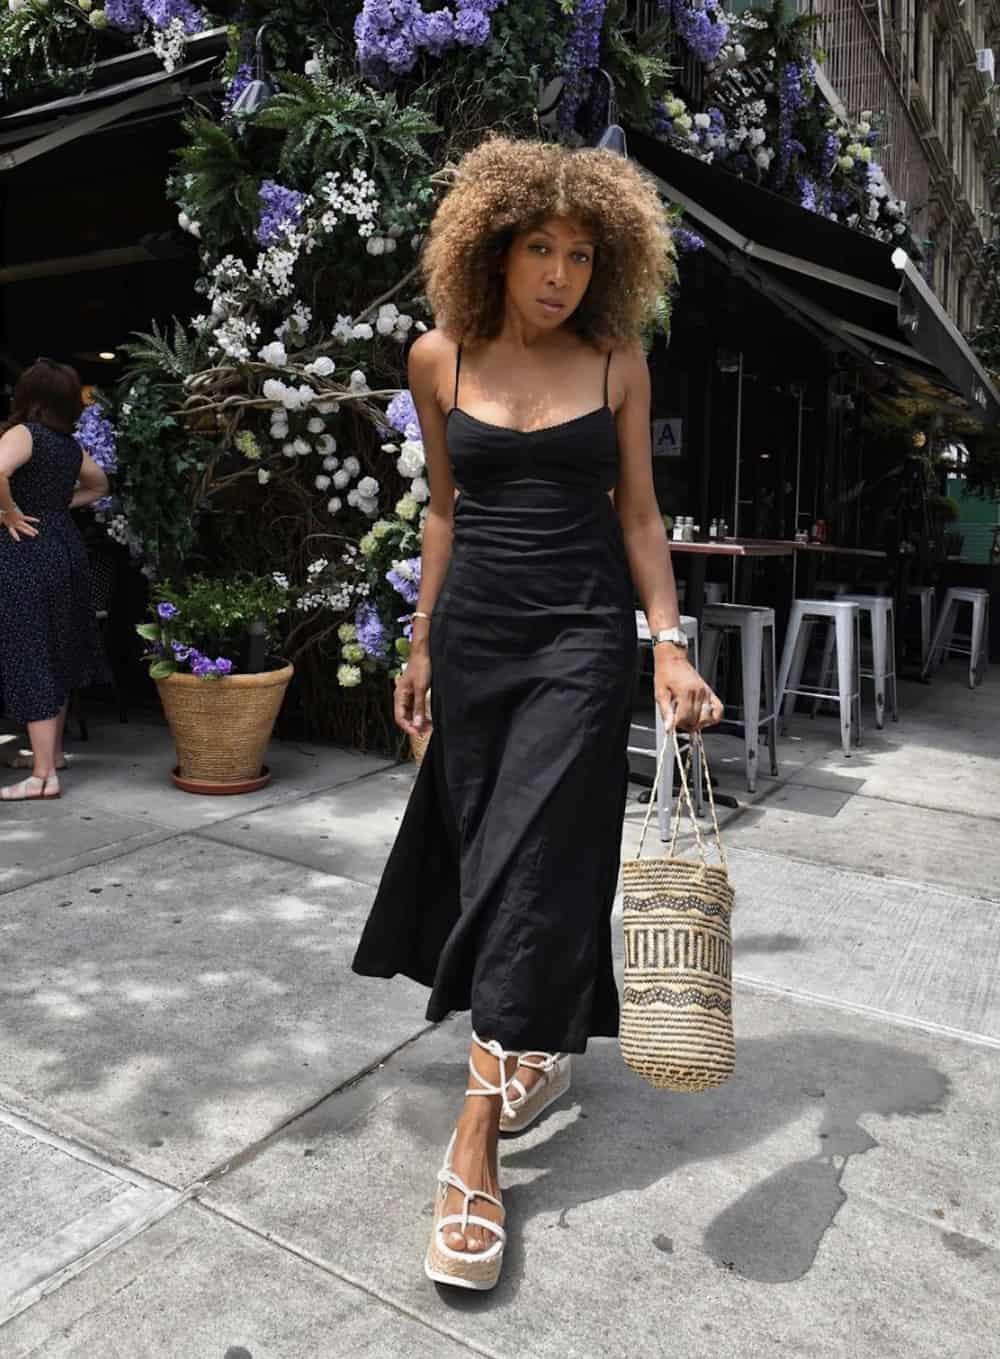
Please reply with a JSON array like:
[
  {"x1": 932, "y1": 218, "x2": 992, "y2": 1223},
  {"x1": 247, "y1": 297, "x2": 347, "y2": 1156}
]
[
  {"x1": 424, "y1": 1131, "x2": 507, "y2": 1291},
  {"x1": 425, "y1": 1034, "x2": 515, "y2": 1291},
  {"x1": 498, "y1": 1050, "x2": 572, "y2": 1135}
]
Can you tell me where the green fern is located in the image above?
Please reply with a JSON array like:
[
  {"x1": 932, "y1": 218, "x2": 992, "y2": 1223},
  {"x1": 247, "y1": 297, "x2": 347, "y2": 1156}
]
[
  {"x1": 255, "y1": 77, "x2": 439, "y2": 184},
  {"x1": 173, "y1": 116, "x2": 259, "y2": 244},
  {"x1": 122, "y1": 319, "x2": 208, "y2": 385},
  {"x1": 601, "y1": 0, "x2": 675, "y2": 128}
]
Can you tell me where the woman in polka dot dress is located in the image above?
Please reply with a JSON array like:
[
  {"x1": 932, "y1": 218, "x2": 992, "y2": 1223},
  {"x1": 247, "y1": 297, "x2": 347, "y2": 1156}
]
[{"x1": 0, "y1": 360, "x2": 109, "y2": 800}]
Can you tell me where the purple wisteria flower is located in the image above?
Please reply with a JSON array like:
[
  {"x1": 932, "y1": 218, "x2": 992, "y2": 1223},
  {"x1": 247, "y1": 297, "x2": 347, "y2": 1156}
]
[
  {"x1": 673, "y1": 227, "x2": 705, "y2": 253},
  {"x1": 775, "y1": 61, "x2": 812, "y2": 187},
  {"x1": 819, "y1": 129, "x2": 839, "y2": 182},
  {"x1": 222, "y1": 61, "x2": 253, "y2": 116},
  {"x1": 256, "y1": 181, "x2": 306, "y2": 248},
  {"x1": 75, "y1": 404, "x2": 118, "y2": 474},
  {"x1": 664, "y1": 0, "x2": 730, "y2": 67},
  {"x1": 355, "y1": 602, "x2": 389, "y2": 659},
  {"x1": 558, "y1": 0, "x2": 607, "y2": 132},
  {"x1": 157, "y1": 602, "x2": 179, "y2": 620},
  {"x1": 386, "y1": 390, "x2": 421, "y2": 439},
  {"x1": 386, "y1": 557, "x2": 421, "y2": 606},
  {"x1": 104, "y1": 0, "x2": 144, "y2": 32},
  {"x1": 142, "y1": 0, "x2": 205, "y2": 32},
  {"x1": 355, "y1": 0, "x2": 503, "y2": 80}
]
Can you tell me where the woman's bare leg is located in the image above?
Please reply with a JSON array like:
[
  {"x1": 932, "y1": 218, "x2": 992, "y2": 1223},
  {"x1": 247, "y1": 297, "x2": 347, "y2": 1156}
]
[{"x1": 27, "y1": 708, "x2": 63, "y2": 780}]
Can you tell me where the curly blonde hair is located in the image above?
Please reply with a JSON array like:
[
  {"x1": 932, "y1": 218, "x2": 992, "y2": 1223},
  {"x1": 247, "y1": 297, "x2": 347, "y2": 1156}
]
[{"x1": 422, "y1": 136, "x2": 675, "y2": 347}]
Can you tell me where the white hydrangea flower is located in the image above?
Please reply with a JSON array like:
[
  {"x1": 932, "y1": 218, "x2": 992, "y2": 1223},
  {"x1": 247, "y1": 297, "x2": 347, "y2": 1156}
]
[
  {"x1": 282, "y1": 442, "x2": 297, "y2": 458},
  {"x1": 381, "y1": 442, "x2": 399, "y2": 454},
  {"x1": 376, "y1": 314, "x2": 396, "y2": 336},
  {"x1": 317, "y1": 434, "x2": 337, "y2": 455},
  {"x1": 297, "y1": 384, "x2": 317, "y2": 405},
  {"x1": 304, "y1": 55, "x2": 322, "y2": 77},
  {"x1": 307, "y1": 418, "x2": 326, "y2": 434},
  {"x1": 349, "y1": 371, "x2": 368, "y2": 393},
  {"x1": 292, "y1": 437, "x2": 311, "y2": 456},
  {"x1": 352, "y1": 323, "x2": 374, "y2": 341},
  {"x1": 347, "y1": 489, "x2": 360, "y2": 507},
  {"x1": 396, "y1": 495, "x2": 419, "y2": 521},
  {"x1": 366, "y1": 236, "x2": 386, "y2": 256},
  {"x1": 257, "y1": 468, "x2": 271, "y2": 485},
  {"x1": 338, "y1": 663, "x2": 362, "y2": 688},
  {"x1": 315, "y1": 400, "x2": 339, "y2": 415},
  {"x1": 333, "y1": 469, "x2": 351, "y2": 490},
  {"x1": 343, "y1": 455, "x2": 361, "y2": 476},
  {"x1": 262, "y1": 378, "x2": 287, "y2": 403},
  {"x1": 314, "y1": 474, "x2": 331, "y2": 491},
  {"x1": 327, "y1": 496, "x2": 342, "y2": 514},
  {"x1": 357, "y1": 476, "x2": 379, "y2": 498},
  {"x1": 305, "y1": 355, "x2": 336, "y2": 378},
  {"x1": 397, "y1": 440, "x2": 425, "y2": 478},
  {"x1": 332, "y1": 314, "x2": 355, "y2": 344},
  {"x1": 258, "y1": 341, "x2": 288, "y2": 367},
  {"x1": 323, "y1": 454, "x2": 339, "y2": 471},
  {"x1": 410, "y1": 475, "x2": 430, "y2": 502}
]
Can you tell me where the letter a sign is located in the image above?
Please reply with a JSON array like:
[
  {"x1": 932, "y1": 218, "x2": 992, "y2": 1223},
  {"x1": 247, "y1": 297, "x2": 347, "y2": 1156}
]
[{"x1": 652, "y1": 417, "x2": 683, "y2": 458}]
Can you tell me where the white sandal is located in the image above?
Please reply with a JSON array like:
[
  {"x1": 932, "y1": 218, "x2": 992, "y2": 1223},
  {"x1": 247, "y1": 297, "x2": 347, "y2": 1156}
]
[
  {"x1": 499, "y1": 1049, "x2": 573, "y2": 1134},
  {"x1": 424, "y1": 1035, "x2": 514, "y2": 1290},
  {"x1": 425, "y1": 1135, "x2": 507, "y2": 1291},
  {"x1": 1, "y1": 775, "x2": 60, "y2": 801}
]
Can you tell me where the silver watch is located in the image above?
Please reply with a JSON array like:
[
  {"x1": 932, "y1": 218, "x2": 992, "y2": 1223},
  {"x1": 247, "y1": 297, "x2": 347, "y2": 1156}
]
[{"x1": 651, "y1": 626, "x2": 689, "y2": 650}]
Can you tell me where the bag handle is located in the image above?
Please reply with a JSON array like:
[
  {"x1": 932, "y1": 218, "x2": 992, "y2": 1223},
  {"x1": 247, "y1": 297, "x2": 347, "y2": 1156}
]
[{"x1": 635, "y1": 720, "x2": 727, "y2": 869}]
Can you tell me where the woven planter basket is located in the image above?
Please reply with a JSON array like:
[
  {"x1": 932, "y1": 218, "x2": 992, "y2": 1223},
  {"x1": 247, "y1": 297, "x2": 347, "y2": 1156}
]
[
  {"x1": 620, "y1": 731, "x2": 735, "y2": 1093},
  {"x1": 156, "y1": 661, "x2": 293, "y2": 790}
]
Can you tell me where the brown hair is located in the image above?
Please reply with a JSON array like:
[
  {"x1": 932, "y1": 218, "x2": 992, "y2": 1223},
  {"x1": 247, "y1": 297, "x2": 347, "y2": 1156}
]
[
  {"x1": 6, "y1": 358, "x2": 83, "y2": 435},
  {"x1": 422, "y1": 136, "x2": 676, "y2": 347}
]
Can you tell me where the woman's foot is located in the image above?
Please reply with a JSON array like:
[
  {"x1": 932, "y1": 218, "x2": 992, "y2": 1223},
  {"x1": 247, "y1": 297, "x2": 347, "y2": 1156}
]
[
  {"x1": 0, "y1": 774, "x2": 60, "y2": 801},
  {"x1": 499, "y1": 1051, "x2": 572, "y2": 1134}
]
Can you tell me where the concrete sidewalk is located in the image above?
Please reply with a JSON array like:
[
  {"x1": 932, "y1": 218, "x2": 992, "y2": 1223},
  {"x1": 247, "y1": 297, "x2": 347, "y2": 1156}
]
[{"x1": 1, "y1": 667, "x2": 998, "y2": 1358}]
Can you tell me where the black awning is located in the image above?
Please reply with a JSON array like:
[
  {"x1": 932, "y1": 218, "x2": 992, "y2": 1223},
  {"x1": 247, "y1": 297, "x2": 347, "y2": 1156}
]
[
  {"x1": 629, "y1": 128, "x2": 1000, "y2": 426},
  {"x1": 0, "y1": 29, "x2": 227, "y2": 169}
]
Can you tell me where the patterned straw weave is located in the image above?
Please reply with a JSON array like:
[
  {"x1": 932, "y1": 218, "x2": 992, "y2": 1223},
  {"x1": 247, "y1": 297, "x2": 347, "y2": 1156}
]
[{"x1": 620, "y1": 730, "x2": 735, "y2": 1092}]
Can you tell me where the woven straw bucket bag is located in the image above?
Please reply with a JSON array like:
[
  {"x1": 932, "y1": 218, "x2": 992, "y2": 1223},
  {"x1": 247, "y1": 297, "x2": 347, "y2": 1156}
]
[{"x1": 620, "y1": 730, "x2": 735, "y2": 1092}]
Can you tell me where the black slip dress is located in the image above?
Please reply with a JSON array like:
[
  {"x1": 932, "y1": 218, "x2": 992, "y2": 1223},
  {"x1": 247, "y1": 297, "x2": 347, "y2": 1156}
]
[{"x1": 352, "y1": 348, "x2": 637, "y2": 1053}]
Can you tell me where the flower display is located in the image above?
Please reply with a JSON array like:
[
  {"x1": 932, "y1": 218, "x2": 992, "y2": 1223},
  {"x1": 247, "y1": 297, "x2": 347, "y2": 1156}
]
[
  {"x1": 664, "y1": 0, "x2": 730, "y2": 68},
  {"x1": 558, "y1": 0, "x2": 607, "y2": 132}
]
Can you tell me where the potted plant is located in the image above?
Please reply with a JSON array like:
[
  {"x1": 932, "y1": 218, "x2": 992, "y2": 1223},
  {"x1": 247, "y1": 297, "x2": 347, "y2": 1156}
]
[{"x1": 137, "y1": 575, "x2": 297, "y2": 794}]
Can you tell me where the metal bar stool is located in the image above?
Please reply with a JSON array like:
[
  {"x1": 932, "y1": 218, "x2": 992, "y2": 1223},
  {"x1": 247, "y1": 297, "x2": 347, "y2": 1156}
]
[
  {"x1": 777, "y1": 599, "x2": 862, "y2": 757},
  {"x1": 700, "y1": 603, "x2": 779, "y2": 793},
  {"x1": 815, "y1": 594, "x2": 898, "y2": 729},
  {"x1": 906, "y1": 585, "x2": 936, "y2": 671},
  {"x1": 923, "y1": 587, "x2": 990, "y2": 688}
]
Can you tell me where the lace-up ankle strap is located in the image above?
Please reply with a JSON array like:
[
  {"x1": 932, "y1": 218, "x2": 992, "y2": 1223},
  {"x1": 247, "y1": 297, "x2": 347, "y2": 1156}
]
[
  {"x1": 466, "y1": 1032, "x2": 518, "y2": 1121},
  {"x1": 515, "y1": 1050, "x2": 562, "y2": 1073}
]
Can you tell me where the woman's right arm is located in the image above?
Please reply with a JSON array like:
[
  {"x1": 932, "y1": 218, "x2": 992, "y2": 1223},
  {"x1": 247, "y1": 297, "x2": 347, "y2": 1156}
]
[
  {"x1": 393, "y1": 329, "x2": 458, "y2": 739},
  {"x1": 0, "y1": 425, "x2": 39, "y2": 541}
]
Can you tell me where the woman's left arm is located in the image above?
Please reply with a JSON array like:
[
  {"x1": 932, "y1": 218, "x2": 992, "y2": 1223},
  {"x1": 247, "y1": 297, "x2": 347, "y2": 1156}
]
[
  {"x1": 70, "y1": 452, "x2": 109, "y2": 510},
  {"x1": 613, "y1": 344, "x2": 722, "y2": 732}
]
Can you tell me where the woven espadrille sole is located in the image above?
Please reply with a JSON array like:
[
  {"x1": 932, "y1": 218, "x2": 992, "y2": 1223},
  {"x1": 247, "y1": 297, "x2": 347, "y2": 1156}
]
[
  {"x1": 499, "y1": 1059, "x2": 572, "y2": 1134},
  {"x1": 424, "y1": 1199, "x2": 503, "y2": 1291}
]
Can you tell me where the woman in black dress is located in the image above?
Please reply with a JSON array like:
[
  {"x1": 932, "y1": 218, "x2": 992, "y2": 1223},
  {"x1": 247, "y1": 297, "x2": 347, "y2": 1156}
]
[
  {"x1": 0, "y1": 359, "x2": 109, "y2": 800},
  {"x1": 352, "y1": 137, "x2": 722, "y2": 1290}
]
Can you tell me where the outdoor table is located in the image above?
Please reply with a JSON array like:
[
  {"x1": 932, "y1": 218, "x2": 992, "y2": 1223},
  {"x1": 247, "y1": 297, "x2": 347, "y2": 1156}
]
[{"x1": 668, "y1": 538, "x2": 797, "y2": 625}]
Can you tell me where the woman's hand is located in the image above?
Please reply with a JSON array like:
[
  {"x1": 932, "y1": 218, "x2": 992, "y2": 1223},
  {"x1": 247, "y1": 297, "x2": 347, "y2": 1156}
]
[
  {"x1": 2, "y1": 508, "x2": 39, "y2": 542},
  {"x1": 654, "y1": 648, "x2": 723, "y2": 732},
  {"x1": 394, "y1": 652, "x2": 432, "y2": 740}
]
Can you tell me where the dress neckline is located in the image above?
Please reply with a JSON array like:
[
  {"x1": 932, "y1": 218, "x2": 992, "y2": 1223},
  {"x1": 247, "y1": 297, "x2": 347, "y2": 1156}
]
[{"x1": 448, "y1": 405, "x2": 614, "y2": 438}]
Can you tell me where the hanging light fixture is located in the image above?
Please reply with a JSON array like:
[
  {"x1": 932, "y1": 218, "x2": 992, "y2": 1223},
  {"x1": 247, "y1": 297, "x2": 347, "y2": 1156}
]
[
  {"x1": 230, "y1": 24, "x2": 274, "y2": 120},
  {"x1": 593, "y1": 69, "x2": 627, "y2": 157}
]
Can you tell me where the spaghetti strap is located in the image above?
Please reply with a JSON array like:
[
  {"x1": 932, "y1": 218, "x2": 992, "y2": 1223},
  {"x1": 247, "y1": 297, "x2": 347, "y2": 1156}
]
[
  {"x1": 453, "y1": 343, "x2": 464, "y2": 411},
  {"x1": 603, "y1": 350, "x2": 612, "y2": 408}
]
